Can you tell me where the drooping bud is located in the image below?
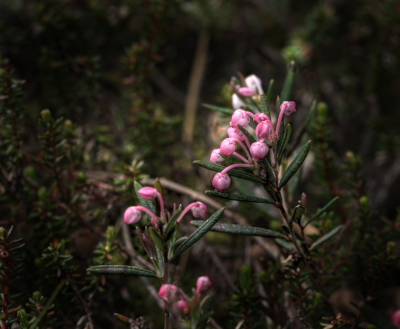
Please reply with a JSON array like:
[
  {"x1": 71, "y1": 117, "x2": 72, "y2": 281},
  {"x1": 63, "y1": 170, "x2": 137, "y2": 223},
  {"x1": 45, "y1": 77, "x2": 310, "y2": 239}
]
[
  {"x1": 245, "y1": 74, "x2": 263, "y2": 95},
  {"x1": 254, "y1": 113, "x2": 270, "y2": 122},
  {"x1": 227, "y1": 127, "x2": 245, "y2": 141},
  {"x1": 250, "y1": 141, "x2": 269, "y2": 160},
  {"x1": 255, "y1": 120, "x2": 274, "y2": 141},
  {"x1": 196, "y1": 276, "x2": 212, "y2": 294},
  {"x1": 391, "y1": 310, "x2": 400, "y2": 326},
  {"x1": 124, "y1": 207, "x2": 142, "y2": 224},
  {"x1": 230, "y1": 109, "x2": 250, "y2": 127},
  {"x1": 191, "y1": 202, "x2": 208, "y2": 218},
  {"x1": 220, "y1": 138, "x2": 237, "y2": 156},
  {"x1": 158, "y1": 284, "x2": 179, "y2": 302},
  {"x1": 232, "y1": 94, "x2": 247, "y2": 110},
  {"x1": 210, "y1": 149, "x2": 224, "y2": 164},
  {"x1": 281, "y1": 101, "x2": 296, "y2": 116},
  {"x1": 138, "y1": 187, "x2": 158, "y2": 200},
  {"x1": 238, "y1": 87, "x2": 255, "y2": 98},
  {"x1": 175, "y1": 299, "x2": 190, "y2": 314},
  {"x1": 212, "y1": 173, "x2": 231, "y2": 191}
]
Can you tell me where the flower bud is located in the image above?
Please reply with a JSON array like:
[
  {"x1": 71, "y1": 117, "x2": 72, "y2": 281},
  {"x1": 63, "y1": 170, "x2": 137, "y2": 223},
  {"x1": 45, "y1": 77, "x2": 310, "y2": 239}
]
[
  {"x1": 196, "y1": 276, "x2": 212, "y2": 294},
  {"x1": 238, "y1": 87, "x2": 255, "y2": 98},
  {"x1": 212, "y1": 173, "x2": 231, "y2": 191},
  {"x1": 191, "y1": 202, "x2": 208, "y2": 218},
  {"x1": 230, "y1": 109, "x2": 250, "y2": 127},
  {"x1": 245, "y1": 74, "x2": 263, "y2": 94},
  {"x1": 250, "y1": 141, "x2": 269, "y2": 160},
  {"x1": 158, "y1": 284, "x2": 179, "y2": 301},
  {"x1": 227, "y1": 127, "x2": 245, "y2": 141},
  {"x1": 138, "y1": 187, "x2": 158, "y2": 200},
  {"x1": 254, "y1": 113, "x2": 270, "y2": 122},
  {"x1": 175, "y1": 299, "x2": 190, "y2": 314},
  {"x1": 220, "y1": 138, "x2": 237, "y2": 156},
  {"x1": 210, "y1": 149, "x2": 224, "y2": 164},
  {"x1": 232, "y1": 94, "x2": 246, "y2": 110},
  {"x1": 124, "y1": 207, "x2": 142, "y2": 224},
  {"x1": 255, "y1": 120, "x2": 274, "y2": 141},
  {"x1": 281, "y1": 101, "x2": 296, "y2": 116},
  {"x1": 392, "y1": 310, "x2": 400, "y2": 326}
]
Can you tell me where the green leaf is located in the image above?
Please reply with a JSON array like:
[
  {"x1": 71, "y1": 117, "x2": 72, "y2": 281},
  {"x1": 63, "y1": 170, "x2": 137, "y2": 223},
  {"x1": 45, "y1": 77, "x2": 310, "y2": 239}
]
[
  {"x1": 237, "y1": 125, "x2": 257, "y2": 144},
  {"x1": 277, "y1": 124, "x2": 293, "y2": 160},
  {"x1": 134, "y1": 181, "x2": 155, "y2": 213},
  {"x1": 148, "y1": 227, "x2": 165, "y2": 252},
  {"x1": 260, "y1": 94, "x2": 270, "y2": 118},
  {"x1": 205, "y1": 190, "x2": 275, "y2": 204},
  {"x1": 303, "y1": 100, "x2": 317, "y2": 130},
  {"x1": 281, "y1": 61, "x2": 296, "y2": 101},
  {"x1": 194, "y1": 160, "x2": 266, "y2": 184},
  {"x1": 190, "y1": 221, "x2": 286, "y2": 239},
  {"x1": 275, "y1": 238, "x2": 295, "y2": 250},
  {"x1": 289, "y1": 205, "x2": 305, "y2": 224},
  {"x1": 169, "y1": 236, "x2": 188, "y2": 259},
  {"x1": 203, "y1": 103, "x2": 234, "y2": 115},
  {"x1": 304, "y1": 197, "x2": 339, "y2": 227},
  {"x1": 279, "y1": 140, "x2": 311, "y2": 189},
  {"x1": 164, "y1": 208, "x2": 182, "y2": 240},
  {"x1": 262, "y1": 183, "x2": 277, "y2": 202},
  {"x1": 172, "y1": 208, "x2": 225, "y2": 259},
  {"x1": 87, "y1": 265, "x2": 157, "y2": 277},
  {"x1": 266, "y1": 79, "x2": 274, "y2": 104},
  {"x1": 360, "y1": 304, "x2": 397, "y2": 329},
  {"x1": 310, "y1": 225, "x2": 343, "y2": 250}
]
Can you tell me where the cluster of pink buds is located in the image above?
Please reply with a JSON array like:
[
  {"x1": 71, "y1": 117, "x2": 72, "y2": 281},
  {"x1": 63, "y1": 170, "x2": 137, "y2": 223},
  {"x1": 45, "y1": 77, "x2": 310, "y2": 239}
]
[
  {"x1": 211, "y1": 75, "x2": 297, "y2": 192},
  {"x1": 158, "y1": 276, "x2": 212, "y2": 316},
  {"x1": 124, "y1": 186, "x2": 208, "y2": 227}
]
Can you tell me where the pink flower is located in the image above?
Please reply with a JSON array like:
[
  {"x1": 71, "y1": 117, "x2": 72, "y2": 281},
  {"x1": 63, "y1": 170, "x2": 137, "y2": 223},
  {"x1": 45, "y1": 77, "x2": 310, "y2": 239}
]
[
  {"x1": 227, "y1": 127, "x2": 245, "y2": 141},
  {"x1": 196, "y1": 276, "x2": 212, "y2": 294},
  {"x1": 255, "y1": 113, "x2": 270, "y2": 122},
  {"x1": 250, "y1": 141, "x2": 269, "y2": 160},
  {"x1": 210, "y1": 149, "x2": 224, "y2": 164},
  {"x1": 255, "y1": 120, "x2": 274, "y2": 141},
  {"x1": 175, "y1": 299, "x2": 190, "y2": 314},
  {"x1": 212, "y1": 173, "x2": 231, "y2": 191},
  {"x1": 138, "y1": 187, "x2": 158, "y2": 200},
  {"x1": 230, "y1": 109, "x2": 250, "y2": 127},
  {"x1": 232, "y1": 94, "x2": 246, "y2": 110},
  {"x1": 238, "y1": 87, "x2": 255, "y2": 98},
  {"x1": 245, "y1": 74, "x2": 263, "y2": 95},
  {"x1": 220, "y1": 138, "x2": 237, "y2": 156},
  {"x1": 124, "y1": 207, "x2": 142, "y2": 224},
  {"x1": 392, "y1": 310, "x2": 400, "y2": 326},
  {"x1": 281, "y1": 101, "x2": 296, "y2": 116},
  {"x1": 158, "y1": 284, "x2": 179, "y2": 302},
  {"x1": 191, "y1": 202, "x2": 208, "y2": 218}
]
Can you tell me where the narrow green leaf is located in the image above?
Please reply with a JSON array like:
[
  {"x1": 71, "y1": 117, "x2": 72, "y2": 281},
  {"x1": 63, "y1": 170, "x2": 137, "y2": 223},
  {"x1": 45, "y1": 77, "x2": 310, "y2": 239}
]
[
  {"x1": 289, "y1": 205, "x2": 305, "y2": 224},
  {"x1": 205, "y1": 190, "x2": 275, "y2": 204},
  {"x1": 360, "y1": 304, "x2": 397, "y2": 329},
  {"x1": 237, "y1": 125, "x2": 257, "y2": 144},
  {"x1": 277, "y1": 124, "x2": 293, "y2": 159},
  {"x1": 134, "y1": 181, "x2": 155, "y2": 213},
  {"x1": 164, "y1": 208, "x2": 182, "y2": 240},
  {"x1": 281, "y1": 61, "x2": 296, "y2": 101},
  {"x1": 203, "y1": 103, "x2": 234, "y2": 115},
  {"x1": 193, "y1": 160, "x2": 266, "y2": 184},
  {"x1": 303, "y1": 100, "x2": 317, "y2": 129},
  {"x1": 190, "y1": 221, "x2": 286, "y2": 239},
  {"x1": 262, "y1": 183, "x2": 277, "y2": 202},
  {"x1": 172, "y1": 208, "x2": 225, "y2": 259},
  {"x1": 275, "y1": 238, "x2": 295, "y2": 250},
  {"x1": 276, "y1": 96, "x2": 285, "y2": 153},
  {"x1": 310, "y1": 225, "x2": 343, "y2": 250},
  {"x1": 87, "y1": 265, "x2": 157, "y2": 277},
  {"x1": 279, "y1": 141, "x2": 311, "y2": 189},
  {"x1": 304, "y1": 197, "x2": 339, "y2": 227},
  {"x1": 266, "y1": 79, "x2": 274, "y2": 104},
  {"x1": 169, "y1": 236, "x2": 188, "y2": 259},
  {"x1": 260, "y1": 94, "x2": 270, "y2": 117},
  {"x1": 148, "y1": 227, "x2": 165, "y2": 252}
]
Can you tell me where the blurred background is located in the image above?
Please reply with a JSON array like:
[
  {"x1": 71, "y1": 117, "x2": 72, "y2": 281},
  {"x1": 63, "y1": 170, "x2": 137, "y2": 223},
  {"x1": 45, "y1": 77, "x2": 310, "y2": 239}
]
[{"x1": 1, "y1": 0, "x2": 400, "y2": 328}]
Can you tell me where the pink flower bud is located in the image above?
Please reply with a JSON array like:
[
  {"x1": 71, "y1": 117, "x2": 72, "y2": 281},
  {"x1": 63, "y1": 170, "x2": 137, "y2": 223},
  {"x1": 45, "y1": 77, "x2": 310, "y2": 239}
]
[
  {"x1": 232, "y1": 94, "x2": 246, "y2": 110},
  {"x1": 210, "y1": 149, "x2": 224, "y2": 164},
  {"x1": 238, "y1": 87, "x2": 255, "y2": 98},
  {"x1": 196, "y1": 276, "x2": 212, "y2": 294},
  {"x1": 212, "y1": 173, "x2": 231, "y2": 191},
  {"x1": 220, "y1": 138, "x2": 237, "y2": 156},
  {"x1": 255, "y1": 113, "x2": 270, "y2": 122},
  {"x1": 281, "y1": 101, "x2": 296, "y2": 116},
  {"x1": 250, "y1": 141, "x2": 269, "y2": 160},
  {"x1": 392, "y1": 310, "x2": 400, "y2": 326},
  {"x1": 191, "y1": 202, "x2": 208, "y2": 218},
  {"x1": 230, "y1": 109, "x2": 250, "y2": 127},
  {"x1": 124, "y1": 207, "x2": 142, "y2": 224},
  {"x1": 245, "y1": 74, "x2": 263, "y2": 95},
  {"x1": 227, "y1": 127, "x2": 244, "y2": 141},
  {"x1": 138, "y1": 187, "x2": 158, "y2": 200},
  {"x1": 255, "y1": 120, "x2": 274, "y2": 141},
  {"x1": 175, "y1": 299, "x2": 190, "y2": 314},
  {"x1": 158, "y1": 284, "x2": 179, "y2": 301}
]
